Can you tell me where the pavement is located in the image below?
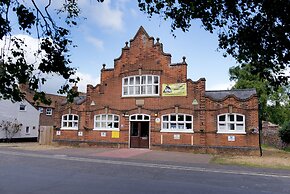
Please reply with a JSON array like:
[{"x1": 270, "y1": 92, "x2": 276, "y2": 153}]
[{"x1": 0, "y1": 142, "x2": 212, "y2": 165}]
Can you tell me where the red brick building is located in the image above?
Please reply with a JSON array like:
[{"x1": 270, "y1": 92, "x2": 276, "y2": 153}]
[{"x1": 54, "y1": 27, "x2": 259, "y2": 154}]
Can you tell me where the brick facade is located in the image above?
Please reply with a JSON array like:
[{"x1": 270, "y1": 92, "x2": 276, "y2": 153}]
[{"x1": 53, "y1": 27, "x2": 260, "y2": 155}]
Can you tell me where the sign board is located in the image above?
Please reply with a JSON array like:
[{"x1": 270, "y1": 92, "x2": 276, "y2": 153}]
[
  {"x1": 56, "y1": 131, "x2": 61, "y2": 136},
  {"x1": 174, "y1": 134, "x2": 181, "y2": 140},
  {"x1": 155, "y1": 118, "x2": 160, "y2": 123},
  {"x1": 162, "y1": 83, "x2": 187, "y2": 96},
  {"x1": 112, "y1": 131, "x2": 120, "y2": 138},
  {"x1": 228, "y1": 136, "x2": 236, "y2": 142},
  {"x1": 78, "y1": 131, "x2": 83, "y2": 136},
  {"x1": 101, "y1": 132, "x2": 107, "y2": 137}
]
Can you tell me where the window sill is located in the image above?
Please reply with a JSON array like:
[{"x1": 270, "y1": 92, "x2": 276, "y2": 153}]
[
  {"x1": 217, "y1": 131, "x2": 246, "y2": 134},
  {"x1": 61, "y1": 128, "x2": 78, "y2": 130},
  {"x1": 160, "y1": 129, "x2": 194, "y2": 133},
  {"x1": 93, "y1": 128, "x2": 120, "y2": 131}
]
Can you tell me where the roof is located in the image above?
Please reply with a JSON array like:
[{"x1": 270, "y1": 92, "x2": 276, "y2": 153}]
[
  {"x1": 60, "y1": 95, "x2": 87, "y2": 106},
  {"x1": 25, "y1": 91, "x2": 66, "y2": 108},
  {"x1": 205, "y1": 89, "x2": 257, "y2": 101}
]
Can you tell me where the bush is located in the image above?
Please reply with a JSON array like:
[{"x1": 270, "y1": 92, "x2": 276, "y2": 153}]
[{"x1": 279, "y1": 121, "x2": 290, "y2": 144}]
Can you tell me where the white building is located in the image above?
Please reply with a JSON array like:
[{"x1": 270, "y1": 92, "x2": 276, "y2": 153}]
[{"x1": 0, "y1": 99, "x2": 40, "y2": 141}]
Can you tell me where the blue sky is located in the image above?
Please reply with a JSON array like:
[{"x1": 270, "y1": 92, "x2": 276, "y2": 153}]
[{"x1": 2, "y1": 0, "x2": 237, "y2": 93}]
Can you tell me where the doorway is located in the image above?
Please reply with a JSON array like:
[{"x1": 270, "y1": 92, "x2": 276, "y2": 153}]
[{"x1": 129, "y1": 114, "x2": 150, "y2": 148}]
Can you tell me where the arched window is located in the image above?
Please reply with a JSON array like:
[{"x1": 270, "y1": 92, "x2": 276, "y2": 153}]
[
  {"x1": 61, "y1": 114, "x2": 79, "y2": 130},
  {"x1": 94, "y1": 114, "x2": 120, "y2": 131},
  {"x1": 122, "y1": 75, "x2": 159, "y2": 97},
  {"x1": 217, "y1": 113, "x2": 245, "y2": 134},
  {"x1": 161, "y1": 114, "x2": 193, "y2": 133},
  {"x1": 129, "y1": 114, "x2": 150, "y2": 121}
]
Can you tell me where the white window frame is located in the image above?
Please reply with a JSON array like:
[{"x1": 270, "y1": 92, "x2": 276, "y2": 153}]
[
  {"x1": 19, "y1": 104, "x2": 26, "y2": 111},
  {"x1": 94, "y1": 114, "x2": 120, "y2": 131},
  {"x1": 46, "y1": 108, "x2": 52, "y2": 115},
  {"x1": 129, "y1": 114, "x2": 150, "y2": 121},
  {"x1": 161, "y1": 114, "x2": 193, "y2": 133},
  {"x1": 61, "y1": 114, "x2": 79, "y2": 130},
  {"x1": 122, "y1": 75, "x2": 160, "y2": 97},
  {"x1": 217, "y1": 113, "x2": 246, "y2": 134}
]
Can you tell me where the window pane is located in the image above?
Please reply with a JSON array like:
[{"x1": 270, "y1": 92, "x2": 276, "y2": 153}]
[
  {"x1": 114, "y1": 116, "x2": 118, "y2": 121},
  {"x1": 73, "y1": 122, "x2": 78, "y2": 127},
  {"x1": 144, "y1": 115, "x2": 149, "y2": 120},
  {"x1": 96, "y1": 122, "x2": 100, "y2": 128},
  {"x1": 141, "y1": 76, "x2": 146, "y2": 84},
  {"x1": 63, "y1": 122, "x2": 67, "y2": 127},
  {"x1": 219, "y1": 115, "x2": 225, "y2": 121},
  {"x1": 68, "y1": 122, "x2": 72, "y2": 127},
  {"x1": 69, "y1": 115, "x2": 73, "y2": 120},
  {"x1": 101, "y1": 122, "x2": 106, "y2": 128},
  {"x1": 129, "y1": 77, "x2": 134, "y2": 85},
  {"x1": 124, "y1": 78, "x2": 128, "y2": 85},
  {"x1": 148, "y1": 76, "x2": 152, "y2": 84},
  {"x1": 108, "y1": 115, "x2": 112, "y2": 121},
  {"x1": 147, "y1": 85, "x2": 152, "y2": 94},
  {"x1": 123, "y1": 87, "x2": 128, "y2": 95},
  {"x1": 154, "y1": 76, "x2": 158, "y2": 84},
  {"x1": 131, "y1": 115, "x2": 136, "y2": 120},
  {"x1": 137, "y1": 115, "x2": 142, "y2": 120},
  {"x1": 171, "y1": 115, "x2": 176, "y2": 121},
  {"x1": 74, "y1": 115, "x2": 78, "y2": 120},
  {"x1": 186, "y1": 115, "x2": 192, "y2": 121},
  {"x1": 163, "y1": 115, "x2": 169, "y2": 121},
  {"x1": 237, "y1": 115, "x2": 243, "y2": 122},
  {"x1": 178, "y1": 115, "x2": 184, "y2": 121},
  {"x1": 153, "y1": 85, "x2": 158, "y2": 94},
  {"x1": 229, "y1": 123, "x2": 235, "y2": 130},
  {"x1": 186, "y1": 123, "x2": 192, "y2": 129},
  {"x1": 107, "y1": 122, "x2": 113, "y2": 128},
  {"x1": 136, "y1": 76, "x2": 140, "y2": 84},
  {"x1": 101, "y1": 115, "x2": 106, "y2": 120},
  {"x1": 236, "y1": 124, "x2": 244, "y2": 130},
  {"x1": 178, "y1": 124, "x2": 185, "y2": 129},
  {"x1": 135, "y1": 86, "x2": 140, "y2": 94},
  {"x1": 141, "y1": 86, "x2": 146, "y2": 94},
  {"x1": 229, "y1": 115, "x2": 234, "y2": 121},
  {"x1": 163, "y1": 123, "x2": 169, "y2": 129},
  {"x1": 114, "y1": 122, "x2": 119, "y2": 128},
  {"x1": 96, "y1": 115, "x2": 100, "y2": 121},
  {"x1": 129, "y1": 86, "x2": 134, "y2": 95},
  {"x1": 170, "y1": 123, "x2": 177, "y2": 129},
  {"x1": 64, "y1": 115, "x2": 67, "y2": 120}
]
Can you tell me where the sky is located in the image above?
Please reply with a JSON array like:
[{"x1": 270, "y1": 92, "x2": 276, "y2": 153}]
[{"x1": 1, "y1": 0, "x2": 237, "y2": 94}]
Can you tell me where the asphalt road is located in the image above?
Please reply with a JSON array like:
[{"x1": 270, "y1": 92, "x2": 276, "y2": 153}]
[{"x1": 0, "y1": 150, "x2": 289, "y2": 194}]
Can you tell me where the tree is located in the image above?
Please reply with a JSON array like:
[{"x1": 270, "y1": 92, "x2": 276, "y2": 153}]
[
  {"x1": 0, "y1": 0, "x2": 102, "y2": 103},
  {"x1": 138, "y1": 0, "x2": 290, "y2": 89},
  {"x1": 229, "y1": 64, "x2": 290, "y2": 125},
  {"x1": 0, "y1": 119, "x2": 22, "y2": 142}
]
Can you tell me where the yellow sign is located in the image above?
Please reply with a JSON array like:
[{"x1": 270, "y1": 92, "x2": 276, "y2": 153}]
[
  {"x1": 112, "y1": 131, "x2": 120, "y2": 138},
  {"x1": 162, "y1": 83, "x2": 187, "y2": 96}
]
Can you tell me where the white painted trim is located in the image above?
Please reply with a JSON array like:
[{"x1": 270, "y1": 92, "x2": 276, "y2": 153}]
[
  {"x1": 60, "y1": 128, "x2": 78, "y2": 130},
  {"x1": 160, "y1": 129, "x2": 194, "y2": 133},
  {"x1": 93, "y1": 128, "x2": 120, "y2": 131},
  {"x1": 217, "y1": 131, "x2": 246, "y2": 134}
]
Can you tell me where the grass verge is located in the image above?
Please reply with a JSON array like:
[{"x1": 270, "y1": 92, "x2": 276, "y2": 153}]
[{"x1": 211, "y1": 146, "x2": 290, "y2": 170}]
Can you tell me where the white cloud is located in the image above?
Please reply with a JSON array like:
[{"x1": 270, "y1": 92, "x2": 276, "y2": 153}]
[
  {"x1": 79, "y1": 0, "x2": 125, "y2": 31},
  {"x1": 207, "y1": 81, "x2": 235, "y2": 91},
  {"x1": 75, "y1": 72, "x2": 100, "y2": 93},
  {"x1": 85, "y1": 36, "x2": 104, "y2": 50}
]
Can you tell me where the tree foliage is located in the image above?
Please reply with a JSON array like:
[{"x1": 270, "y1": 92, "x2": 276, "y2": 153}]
[
  {"x1": 229, "y1": 64, "x2": 290, "y2": 125},
  {"x1": 138, "y1": 0, "x2": 290, "y2": 88},
  {"x1": 279, "y1": 121, "x2": 290, "y2": 144},
  {"x1": 0, "y1": 0, "x2": 92, "y2": 103}
]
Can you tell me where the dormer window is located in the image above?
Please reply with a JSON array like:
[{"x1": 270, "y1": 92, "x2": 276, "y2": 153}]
[
  {"x1": 19, "y1": 104, "x2": 26, "y2": 111},
  {"x1": 122, "y1": 75, "x2": 159, "y2": 97}
]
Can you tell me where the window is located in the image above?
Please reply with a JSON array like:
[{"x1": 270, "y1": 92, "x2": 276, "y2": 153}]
[
  {"x1": 25, "y1": 126, "x2": 30, "y2": 134},
  {"x1": 130, "y1": 114, "x2": 150, "y2": 121},
  {"x1": 61, "y1": 114, "x2": 79, "y2": 130},
  {"x1": 19, "y1": 104, "x2": 26, "y2": 111},
  {"x1": 38, "y1": 107, "x2": 43, "y2": 113},
  {"x1": 46, "y1": 108, "x2": 52, "y2": 115},
  {"x1": 161, "y1": 114, "x2": 193, "y2": 133},
  {"x1": 122, "y1": 75, "x2": 159, "y2": 97},
  {"x1": 217, "y1": 113, "x2": 245, "y2": 134},
  {"x1": 94, "y1": 114, "x2": 119, "y2": 131}
]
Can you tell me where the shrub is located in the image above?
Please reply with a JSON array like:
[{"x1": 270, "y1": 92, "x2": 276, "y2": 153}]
[{"x1": 279, "y1": 121, "x2": 290, "y2": 144}]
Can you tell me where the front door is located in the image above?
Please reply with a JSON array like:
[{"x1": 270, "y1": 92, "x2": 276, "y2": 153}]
[{"x1": 130, "y1": 121, "x2": 149, "y2": 148}]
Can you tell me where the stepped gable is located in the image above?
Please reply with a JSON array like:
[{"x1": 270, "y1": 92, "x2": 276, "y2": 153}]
[{"x1": 205, "y1": 89, "x2": 257, "y2": 101}]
